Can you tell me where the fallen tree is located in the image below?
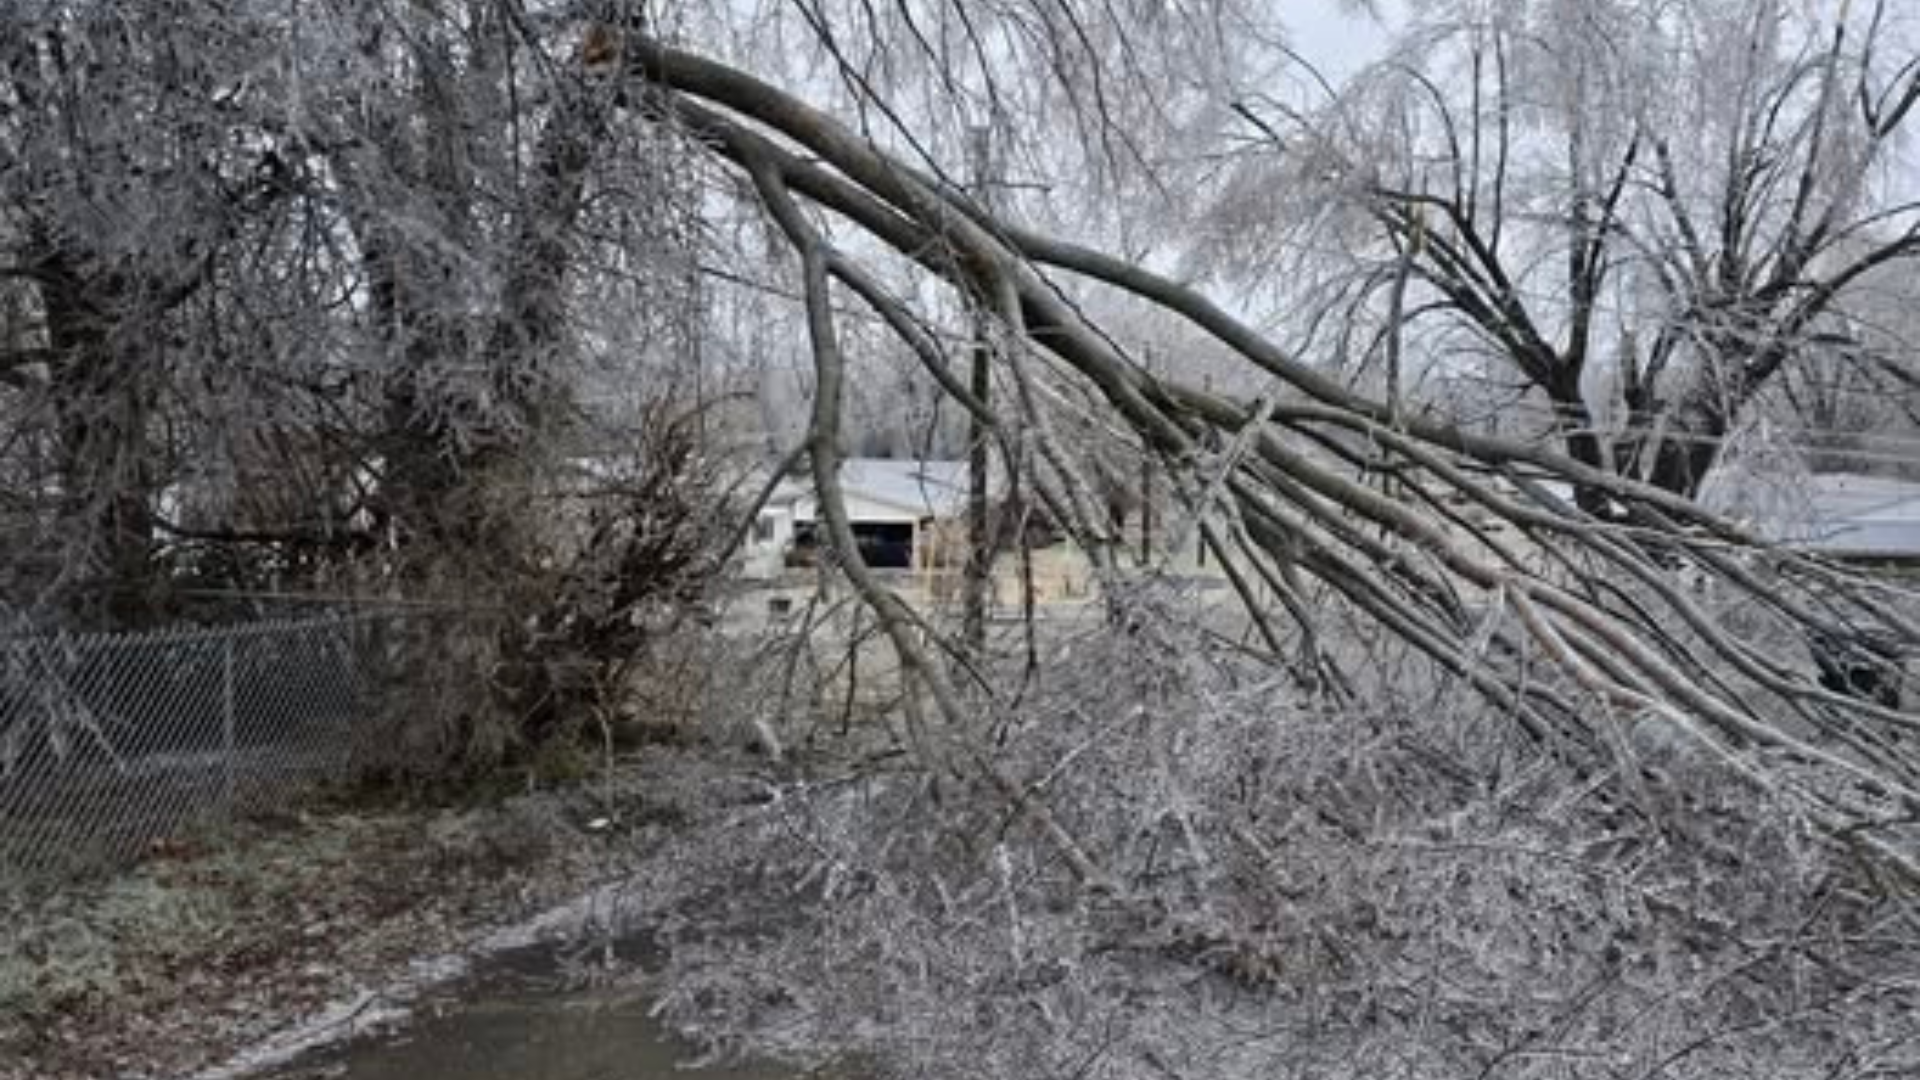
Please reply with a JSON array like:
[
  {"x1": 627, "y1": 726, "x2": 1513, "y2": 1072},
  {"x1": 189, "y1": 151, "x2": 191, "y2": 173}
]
[
  {"x1": 602, "y1": 33, "x2": 1920, "y2": 1070},
  {"x1": 602, "y1": 31, "x2": 1920, "y2": 887}
]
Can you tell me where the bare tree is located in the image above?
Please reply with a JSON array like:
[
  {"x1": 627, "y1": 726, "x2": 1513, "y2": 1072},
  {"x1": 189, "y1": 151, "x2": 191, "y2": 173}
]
[{"x1": 1216, "y1": 0, "x2": 1920, "y2": 507}]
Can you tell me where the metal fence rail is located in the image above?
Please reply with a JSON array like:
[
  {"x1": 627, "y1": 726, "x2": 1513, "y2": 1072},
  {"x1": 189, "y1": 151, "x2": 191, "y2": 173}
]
[{"x1": 0, "y1": 613, "x2": 406, "y2": 883}]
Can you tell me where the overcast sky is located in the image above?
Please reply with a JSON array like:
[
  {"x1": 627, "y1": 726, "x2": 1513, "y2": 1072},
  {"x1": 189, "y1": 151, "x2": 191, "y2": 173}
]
[{"x1": 1283, "y1": 0, "x2": 1400, "y2": 84}]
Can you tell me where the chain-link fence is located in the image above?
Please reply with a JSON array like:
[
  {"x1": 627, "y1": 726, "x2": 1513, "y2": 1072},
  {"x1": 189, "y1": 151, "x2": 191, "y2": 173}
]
[{"x1": 0, "y1": 611, "x2": 437, "y2": 884}]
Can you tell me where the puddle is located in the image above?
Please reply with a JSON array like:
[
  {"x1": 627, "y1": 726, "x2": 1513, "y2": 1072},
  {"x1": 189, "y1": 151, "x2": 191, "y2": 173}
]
[{"x1": 263, "y1": 940, "x2": 813, "y2": 1080}]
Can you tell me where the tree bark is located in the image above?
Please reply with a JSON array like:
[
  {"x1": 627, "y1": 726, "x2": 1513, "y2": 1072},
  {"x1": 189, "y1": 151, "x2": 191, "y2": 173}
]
[{"x1": 33, "y1": 250, "x2": 162, "y2": 627}]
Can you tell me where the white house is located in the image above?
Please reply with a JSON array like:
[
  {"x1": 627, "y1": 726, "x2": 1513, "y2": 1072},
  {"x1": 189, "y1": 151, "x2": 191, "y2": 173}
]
[{"x1": 742, "y1": 458, "x2": 978, "y2": 578}]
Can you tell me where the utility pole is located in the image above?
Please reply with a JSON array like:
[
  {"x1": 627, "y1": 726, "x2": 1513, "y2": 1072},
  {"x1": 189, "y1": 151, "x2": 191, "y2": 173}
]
[{"x1": 962, "y1": 124, "x2": 994, "y2": 653}]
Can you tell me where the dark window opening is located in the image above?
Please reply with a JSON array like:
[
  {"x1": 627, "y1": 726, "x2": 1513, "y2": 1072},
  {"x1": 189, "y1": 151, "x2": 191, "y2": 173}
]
[{"x1": 852, "y1": 521, "x2": 914, "y2": 569}]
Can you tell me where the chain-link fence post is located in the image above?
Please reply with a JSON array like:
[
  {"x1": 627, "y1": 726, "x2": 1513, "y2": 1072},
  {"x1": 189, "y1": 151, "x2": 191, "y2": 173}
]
[{"x1": 222, "y1": 634, "x2": 237, "y2": 824}]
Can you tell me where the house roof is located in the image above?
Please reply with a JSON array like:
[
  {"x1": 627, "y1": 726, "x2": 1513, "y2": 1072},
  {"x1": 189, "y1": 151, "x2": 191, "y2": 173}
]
[
  {"x1": 837, "y1": 458, "x2": 974, "y2": 516},
  {"x1": 1481, "y1": 471, "x2": 1920, "y2": 561},
  {"x1": 1743, "y1": 473, "x2": 1920, "y2": 558},
  {"x1": 765, "y1": 458, "x2": 986, "y2": 523}
]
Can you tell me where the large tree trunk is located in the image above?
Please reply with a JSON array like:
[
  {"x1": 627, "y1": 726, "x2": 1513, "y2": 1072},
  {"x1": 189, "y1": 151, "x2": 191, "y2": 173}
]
[
  {"x1": 35, "y1": 253, "x2": 161, "y2": 628},
  {"x1": 1543, "y1": 374, "x2": 1630, "y2": 518},
  {"x1": 361, "y1": 64, "x2": 613, "y2": 571},
  {"x1": 1631, "y1": 430, "x2": 1722, "y2": 500},
  {"x1": 1614, "y1": 385, "x2": 1740, "y2": 501}
]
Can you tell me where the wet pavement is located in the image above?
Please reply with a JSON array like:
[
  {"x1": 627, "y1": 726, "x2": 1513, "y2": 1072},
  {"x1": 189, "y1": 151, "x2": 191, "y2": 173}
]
[{"x1": 267, "y1": 942, "x2": 810, "y2": 1080}]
